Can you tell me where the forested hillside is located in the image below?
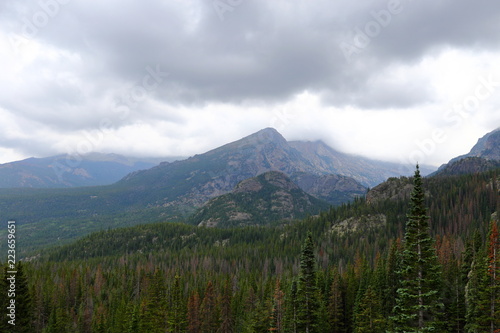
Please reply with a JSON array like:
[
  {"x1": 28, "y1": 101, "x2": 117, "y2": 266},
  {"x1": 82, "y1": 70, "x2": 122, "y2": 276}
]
[{"x1": 1, "y1": 167, "x2": 498, "y2": 332}]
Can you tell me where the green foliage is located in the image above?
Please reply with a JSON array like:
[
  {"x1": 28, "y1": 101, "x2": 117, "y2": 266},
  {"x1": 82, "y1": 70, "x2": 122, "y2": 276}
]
[
  {"x1": 296, "y1": 233, "x2": 321, "y2": 332},
  {"x1": 391, "y1": 165, "x2": 444, "y2": 332},
  {"x1": 0, "y1": 168, "x2": 497, "y2": 332}
]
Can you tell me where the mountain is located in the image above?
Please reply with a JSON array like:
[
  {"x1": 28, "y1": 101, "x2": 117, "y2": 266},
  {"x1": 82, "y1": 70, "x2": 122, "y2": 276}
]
[
  {"x1": 0, "y1": 127, "x2": 432, "y2": 254},
  {"x1": 119, "y1": 127, "x2": 429, "y2": 207},
  {"x1": 190, "y1": 171, "x2": 330, "y2": 227},
  {"x1": 117, "y1": 128, "x2": 370, "y2": 209},
  {"x1": 288, "y1": 140, "x2": 435, "y2": 187},
  {"x1": 432, "y1": 127, "x2": 500, "y2": 176},
  {"x1": 290, "y1": 172, "x2": 367, "y2": 205},
  {"x1": 0, "y1": 153, "x2": 169, "y2": 188},
  {"x1": 432, "y1": 157, "x2": 500, "y2": 177}
]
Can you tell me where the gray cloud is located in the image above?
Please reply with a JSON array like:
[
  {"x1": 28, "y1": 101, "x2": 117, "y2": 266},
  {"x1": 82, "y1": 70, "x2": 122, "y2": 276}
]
[{"x1": 0, "y1": 0, "x2": 499, "y2": 163}]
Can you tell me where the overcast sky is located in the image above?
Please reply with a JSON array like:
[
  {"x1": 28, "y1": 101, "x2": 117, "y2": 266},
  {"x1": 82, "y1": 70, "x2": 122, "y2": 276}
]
[{"x1": 1, "y1": 0, "x2": 499, "y2": 167}]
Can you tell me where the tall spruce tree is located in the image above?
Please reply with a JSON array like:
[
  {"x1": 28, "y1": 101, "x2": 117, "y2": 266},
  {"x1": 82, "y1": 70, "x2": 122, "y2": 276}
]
[
  {"x1": 297, "y1": 232, "x2": 321, "y2": 333},
  {"x1": 391, "y1": 165, "x2": 443, "y2": 332}
]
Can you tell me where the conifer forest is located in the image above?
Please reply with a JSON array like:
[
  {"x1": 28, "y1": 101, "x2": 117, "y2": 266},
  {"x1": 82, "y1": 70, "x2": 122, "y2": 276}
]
[{"x1": 1, "y1": 167, "x2": 499, "y2": 332}]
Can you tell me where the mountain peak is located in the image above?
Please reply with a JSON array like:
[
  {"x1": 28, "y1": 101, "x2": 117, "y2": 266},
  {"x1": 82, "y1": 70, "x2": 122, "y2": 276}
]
[
  {"x1": 238, "y1": 127, "x2": 287, "y2": 146},
  {"x1": 440, "y1": 127, "x2": 500, "y2": 170}
]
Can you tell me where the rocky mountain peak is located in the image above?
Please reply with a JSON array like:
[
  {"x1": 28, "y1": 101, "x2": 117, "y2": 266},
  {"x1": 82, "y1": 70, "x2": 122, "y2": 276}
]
[{"x1": 436, "y1": 127, "x2": 500, "y2": 174}]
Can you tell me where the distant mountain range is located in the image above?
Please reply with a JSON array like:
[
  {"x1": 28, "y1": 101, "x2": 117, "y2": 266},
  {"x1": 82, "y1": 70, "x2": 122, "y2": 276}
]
[
  {"x1": 0, "y1": 128, "x2": 434, "y2": 189},
  {"x1": 0, "y1": 153, "x2": 169, "y2": 188}
]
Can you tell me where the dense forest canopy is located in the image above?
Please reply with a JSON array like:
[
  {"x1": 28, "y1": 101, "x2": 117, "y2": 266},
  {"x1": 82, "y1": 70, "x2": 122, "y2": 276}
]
[{"x1": 1, "y1": 167, "x2": 499, "y2": 332}]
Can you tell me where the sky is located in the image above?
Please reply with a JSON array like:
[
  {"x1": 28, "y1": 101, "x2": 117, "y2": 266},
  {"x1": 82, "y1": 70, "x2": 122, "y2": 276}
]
[{"x1": 0, "y1": 0, "x2": 499, "y2": 167}]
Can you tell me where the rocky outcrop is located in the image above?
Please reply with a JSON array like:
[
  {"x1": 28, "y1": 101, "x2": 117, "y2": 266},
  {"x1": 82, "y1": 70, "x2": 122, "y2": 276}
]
[
  {"x1": 192, "y1": 171, "x2": 330, "y2": 227},
  {"x1": 366, "y1": 177, "x2": 413, "y2": 204}
]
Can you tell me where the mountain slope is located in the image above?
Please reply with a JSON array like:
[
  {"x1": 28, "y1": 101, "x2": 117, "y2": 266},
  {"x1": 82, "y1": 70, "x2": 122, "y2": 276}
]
[
  {"x1": 290, "y1": 172, "x2": 367, "y2": 205},
  {"x1": 288, "y1": 140, "x2": 435, "y2": 187},
  {"x1": 432, "y1": 127, "x2": 500, "y2": 176},
  {"x1": 0, "y1": 127, "x2": 431, "y2": 254},
  {"x1": 190, "y1": 171, "x2": 330, "y2": 227},
  {"x1": 433, "y1": 157, "x2": 500, "y2": 177}
]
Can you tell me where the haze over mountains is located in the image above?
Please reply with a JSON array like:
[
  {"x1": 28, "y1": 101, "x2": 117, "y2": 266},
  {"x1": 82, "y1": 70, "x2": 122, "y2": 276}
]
[
  {"x1": 0, "y1": 153, "x2": 168, "y2": 188},
  {"x1": 0, "y1": 127, "x2": 434, "y2": 189}
]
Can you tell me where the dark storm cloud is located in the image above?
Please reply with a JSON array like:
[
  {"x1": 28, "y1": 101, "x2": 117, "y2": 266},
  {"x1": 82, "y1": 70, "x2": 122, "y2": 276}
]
[{"x1": 1, "y1": 0, "x2": 499, "y2": 136}]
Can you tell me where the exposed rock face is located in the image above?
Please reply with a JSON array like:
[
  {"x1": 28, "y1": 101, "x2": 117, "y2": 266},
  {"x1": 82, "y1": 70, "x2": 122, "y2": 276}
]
[
  {"x1": 435, "y1": 127, "x2": 500, "y2": 174},
  {"x1": 330, "y1": 214, "x2": 387, "y2": 235},
  {"x1": 366, "y1": 177, "x2": 413, "y2": 204},
  {"x1": 466, "y1": 128, "x2": 500, "y2": 161},
  {"x1": 192, "y1": 171, "x2": 330, "y2": 227},
  {"x1": 291, "y1": 173, "x2": 367, "y2": 205},
  {"x1": 433, "y1": 157, "x2": 500, "y2": 177}
]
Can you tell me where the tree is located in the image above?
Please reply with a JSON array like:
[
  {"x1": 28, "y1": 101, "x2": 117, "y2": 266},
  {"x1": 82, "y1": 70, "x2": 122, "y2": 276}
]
[
  {"x1": 297, "y1": 232, "x2": 321, "y2": 333},
  {"x1": 391, "y1": 165, "x2": 444, "y2": 332},
  {"x1": 11, "y1": 261, "x2": 34, "y2": 332},
  {"x1": 187, "y1": 291, "x2": 201, "y2": 333},
  {"x1": 270, "y1": 279, "x2": 285, "y2": 332},
  {"x1": 168, "y1": 275, "x2": 187, "y2": 333},
  {"x1": 219, "y1": 277, "x2": 234, "y2": 333},
  {"x1": 475, "y1": 219, "x2": 500, "y2": 332},
  {"x1": 328, "y1": 267, "x2": 344, "y2": 333},
  {"x1": 354, "y1": 286, "x2": 385, "y2": 333},
  {"x1": 200, "y1": 281, "x2": 219, "y2": 333}
]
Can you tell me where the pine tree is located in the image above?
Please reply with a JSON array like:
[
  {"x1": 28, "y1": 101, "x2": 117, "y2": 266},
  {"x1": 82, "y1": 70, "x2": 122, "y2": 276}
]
[
  {"x1": 219, "y1": 277, "x2": 234, "y2": 333},
  {"x1": 187, "y1": 291, "x2": 201, "y2": 333},
  {"x1": 464, "y1": 233, "x2": 485, "y2": 332},
  {"x1": 285, "y1": 280, "x2": 299, "y2": 333},
  {"x1": 200, "y1": 281, "x2": 219, "y2": 333},
  {"x1": 354, "y1": 286, "x2": 386, "y2": 333},
  {"x1": 141, "y1": 269, "x2": 168, "y2": 333},
  {"x1": 328, "y1": 267, "x2": 344, "y2": 333},
  {"x1": 297, "y1": 232, "x2": 321, "y2": 333},
  {"x1": 477, "y1": 219, "x2": 500, "y2": 332},
  {"x1": 11, "y1": 261, "x2": 34, "y2": 332},
  {"x1": 270, "y1": 279, "x2": 285, "y2": 333},
  {"x1": 391, "y1": 165, "x2": 444, "y2": 332},
  {"x1": 168, "y1": 274, "x2": 187, "y2": 333}
]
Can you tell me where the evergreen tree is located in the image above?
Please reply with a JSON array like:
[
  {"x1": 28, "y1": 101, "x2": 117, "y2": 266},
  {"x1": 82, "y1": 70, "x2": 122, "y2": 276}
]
[
  {"x1": 200, "y1": 281, "x2": 219, "y2": 333},
  {"x1": 464, "y1": 233, "x2": 485, "y2": 333},
  {"x1": 391, "y1": 165, "x2": 444, "y2": 332},
  {"x1": 187, "y1": 291, "x2": 201, "y2": 333},
  {"x1": 476, "y1": 219, "x2": 500, "y2": 332},
  {"x1": 270, "y1": 279, "x2": 285, "y2": 333},
  {"x1": 285, "y1": 280, "x2": 299, "y2": 333},
  {"x1": 168, "y1": 274, "x2": 187, "y2": 333},
  {"x1": 297, "y1": 232, "x2": 321, "y2": 333},
  {"x1": 10, "y1": 261, "x2": 33, "y2": 332},
  {"x1": 328, "y1": 267, "x2": 344, "y2": 333},
  {"x1": 141, "y1": 269, "x2": 168, "y2": 332},
  {"x1": 354, "y1": 286, "x2": 386, "y2": 333},
  {"x1": 219, "y1": 277, "x2": 234, "y2": 333}
]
